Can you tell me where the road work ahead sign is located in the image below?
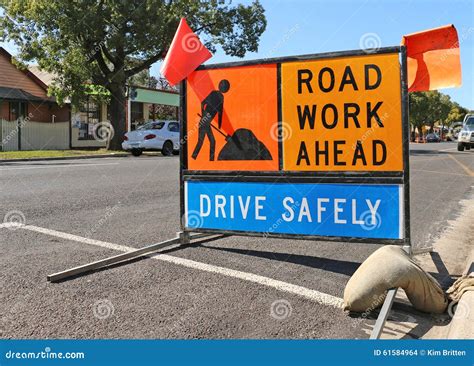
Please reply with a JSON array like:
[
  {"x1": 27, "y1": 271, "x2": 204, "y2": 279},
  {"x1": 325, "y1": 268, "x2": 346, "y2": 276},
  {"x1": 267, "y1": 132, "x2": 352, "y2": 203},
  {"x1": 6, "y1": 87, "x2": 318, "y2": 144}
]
[
  {"x1": 181, "y1": 46, "x2": 410, "y2": 244},
  {"x1": 281, "y1": 53, "x2": 403, "y2": 171}
]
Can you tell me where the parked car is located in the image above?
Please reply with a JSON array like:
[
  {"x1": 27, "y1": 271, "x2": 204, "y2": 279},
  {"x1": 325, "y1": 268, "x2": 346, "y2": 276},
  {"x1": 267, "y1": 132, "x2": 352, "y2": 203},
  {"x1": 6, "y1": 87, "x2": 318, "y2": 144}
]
[
  {"x1": 425, "y1": 133, "x2": 441, "y2": 143},
  {"x1": 457, "y1": 115, "x2": 474, "y2": 151},
  {"x1": 122, "y1": 120, "x2": 180, "y2": 156}
]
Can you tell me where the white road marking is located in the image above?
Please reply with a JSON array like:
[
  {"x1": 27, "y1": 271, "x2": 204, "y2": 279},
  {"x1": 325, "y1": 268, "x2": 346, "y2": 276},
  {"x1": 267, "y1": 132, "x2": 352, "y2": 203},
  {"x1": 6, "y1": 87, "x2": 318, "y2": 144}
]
[
  {"x1": 156, "y1": 254, "x2": 344, "y2": 309},
  {"x1": 1, "y1": 223, "x2": 344, "y2": 309},
  {"x1": 20, "y1": 224, "x2": 130, "y2": 252},
  {"x1": 410, "y1": 155, "x2": 450, "y2": 161},
  {"x1": 0, "y1": 163, "x2": 118, "y2": 171},
  {"x1": 0, "y1": 222, "x2": 22, "y2": 229},
  {"x1": 448, "y1": 154, "x2": 474, "y2": 177}
]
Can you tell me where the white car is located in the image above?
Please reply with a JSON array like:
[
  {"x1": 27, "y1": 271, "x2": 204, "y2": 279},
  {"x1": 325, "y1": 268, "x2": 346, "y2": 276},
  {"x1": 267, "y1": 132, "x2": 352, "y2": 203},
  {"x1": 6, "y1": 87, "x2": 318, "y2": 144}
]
[
  {"x1": 122, "y1": 120, "x2": 180, "y2": 156},
  {"x1": 457, "y1": 115, "x2": 474, "y2": 151}
]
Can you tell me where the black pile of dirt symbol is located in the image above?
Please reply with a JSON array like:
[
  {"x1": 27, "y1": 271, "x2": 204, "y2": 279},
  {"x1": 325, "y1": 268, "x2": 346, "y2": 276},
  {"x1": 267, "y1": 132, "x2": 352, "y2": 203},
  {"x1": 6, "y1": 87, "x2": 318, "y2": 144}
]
[{"x1": 218, "y1": 128, "x2": 272, "y2": 161}]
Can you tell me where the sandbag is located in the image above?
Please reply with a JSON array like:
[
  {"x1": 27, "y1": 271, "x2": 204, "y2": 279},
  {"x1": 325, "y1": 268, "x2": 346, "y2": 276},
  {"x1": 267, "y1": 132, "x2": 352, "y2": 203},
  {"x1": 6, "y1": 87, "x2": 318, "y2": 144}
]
[{"x1": 344, "y1": 245, "x2": 448, "y2": 313}]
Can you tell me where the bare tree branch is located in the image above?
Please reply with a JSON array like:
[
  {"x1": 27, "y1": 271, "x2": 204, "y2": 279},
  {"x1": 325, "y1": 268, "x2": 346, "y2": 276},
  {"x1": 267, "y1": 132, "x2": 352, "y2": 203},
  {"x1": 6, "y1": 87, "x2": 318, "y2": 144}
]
[
  {"x1": 93, "y1": 47, "x2": 112, "y2": 76},
  {"x1": 101, "y1": 46, "x2": 117, "y2": 68}
]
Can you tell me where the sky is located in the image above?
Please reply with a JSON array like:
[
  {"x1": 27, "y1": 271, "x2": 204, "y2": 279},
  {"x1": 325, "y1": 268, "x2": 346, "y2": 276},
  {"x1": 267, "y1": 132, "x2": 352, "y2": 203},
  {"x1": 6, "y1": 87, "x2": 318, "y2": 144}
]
[
  {"x1": 2, "y1": 0, "x2": 473, "y2": 109},
  {"x1": 155, "y1": 0, "x2": 473, "y2": 110}
]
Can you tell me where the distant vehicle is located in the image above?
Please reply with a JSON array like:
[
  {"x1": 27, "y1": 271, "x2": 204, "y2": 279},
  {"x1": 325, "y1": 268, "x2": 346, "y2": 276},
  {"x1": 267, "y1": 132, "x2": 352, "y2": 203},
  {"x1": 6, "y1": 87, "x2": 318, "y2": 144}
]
[
  {"x1": 451, "y1": 121, "x2": 464, "y2": 140},
  {"x1": 122, "y1": 120, "x2": 180, "y2": 156},
  {"x1": 464, "y1": 114, "x2": 474, "y2": 123},
  {"x1": 457, "y1": 115, "x2": 474, "y2": 151},
  {"x1": 425, "y1": 133, "x2": 441, "y2": 143}
]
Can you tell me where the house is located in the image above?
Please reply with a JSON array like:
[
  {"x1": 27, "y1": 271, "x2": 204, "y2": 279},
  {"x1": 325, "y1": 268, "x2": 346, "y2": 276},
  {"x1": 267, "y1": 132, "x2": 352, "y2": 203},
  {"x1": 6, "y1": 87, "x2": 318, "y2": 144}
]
[
  {"x1": 30, "y1": 68, "x2": 180, "y2": 148},
  {"x1": 0, "y1": 47, "x2": 70, "y2": 151},
  {"x1": 0, "y1": 46, "x2": 180, "y2": 151}
]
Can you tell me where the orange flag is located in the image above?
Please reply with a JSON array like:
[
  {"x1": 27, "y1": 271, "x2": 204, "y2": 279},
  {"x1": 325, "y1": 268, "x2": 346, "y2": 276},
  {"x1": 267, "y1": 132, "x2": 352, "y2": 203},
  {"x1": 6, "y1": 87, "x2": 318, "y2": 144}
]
[
  {"x1": 402, "y1": 24, "x2": 462, "y2": 92},
  {"x1": 160, "y1": 18, "x2": 212, "y2": 86}
]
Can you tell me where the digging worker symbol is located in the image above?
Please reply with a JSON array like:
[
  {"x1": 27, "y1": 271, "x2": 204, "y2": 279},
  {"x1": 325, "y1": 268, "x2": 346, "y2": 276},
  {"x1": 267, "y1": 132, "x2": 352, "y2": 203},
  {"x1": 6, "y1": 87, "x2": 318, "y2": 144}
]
[{"x1": 192, "y1": 79, "x2": 230, "y2": 161}]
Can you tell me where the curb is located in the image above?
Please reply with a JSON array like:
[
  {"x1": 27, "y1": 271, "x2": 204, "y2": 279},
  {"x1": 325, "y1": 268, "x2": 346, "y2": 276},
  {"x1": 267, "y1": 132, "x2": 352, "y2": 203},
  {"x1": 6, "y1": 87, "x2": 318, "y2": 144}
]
[
  {"x1": 0, "y1": 153, "x2": 130, "y2": 163},
  {"x1": 446, "y1": 253, "x2": 474, "y2": 339}
]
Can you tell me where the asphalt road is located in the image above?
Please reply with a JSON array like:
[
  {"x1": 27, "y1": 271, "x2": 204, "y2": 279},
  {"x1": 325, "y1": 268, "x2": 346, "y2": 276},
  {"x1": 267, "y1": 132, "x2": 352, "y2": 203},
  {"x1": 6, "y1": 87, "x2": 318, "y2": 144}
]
[{"x1": 0, "y1": 142, "x2": 472, "y2": 339}]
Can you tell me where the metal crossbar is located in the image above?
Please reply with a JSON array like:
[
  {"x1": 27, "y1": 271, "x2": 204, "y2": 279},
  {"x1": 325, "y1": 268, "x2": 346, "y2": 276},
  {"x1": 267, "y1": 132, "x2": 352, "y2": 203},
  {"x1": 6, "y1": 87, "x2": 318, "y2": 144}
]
[{"x1": 47, "y1": 232, "x2": 221, "y2": 282}]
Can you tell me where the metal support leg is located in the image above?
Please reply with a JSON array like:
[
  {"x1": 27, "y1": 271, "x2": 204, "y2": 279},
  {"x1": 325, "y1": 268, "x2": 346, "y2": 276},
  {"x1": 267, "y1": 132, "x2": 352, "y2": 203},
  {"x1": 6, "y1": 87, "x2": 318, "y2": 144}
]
[
  {"x1": 47, "y1": 232, "x2": 220, "y2": 282},
  {"x1": 369, "y1": 245, "x2": 410, "y2": 339},
  {"x1": 370, "y1": 288, "x2": 398, "y2": 339},
  {"x1": 403, "y1": 244, "x2": 413, "y2": 256},
  {"x1": 179, "y1": 231, "x2": 191, "y2": 245},
  {"x1": 411, "y1": 246, "x2": 433, "y2": 255}
]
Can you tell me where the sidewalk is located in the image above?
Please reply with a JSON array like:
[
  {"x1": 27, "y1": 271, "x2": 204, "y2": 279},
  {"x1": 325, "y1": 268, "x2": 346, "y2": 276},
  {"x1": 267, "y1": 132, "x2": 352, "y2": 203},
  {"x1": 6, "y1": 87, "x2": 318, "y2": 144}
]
[
  {"x1": 374, "y1": 190, "x2": 474, "y2": 339},
  {"x1": 446, "y1": 256, "x2": 474, "y2": 339},
  {"x1": 417, "y1": 192, "x2": 474, "y2": 339}
]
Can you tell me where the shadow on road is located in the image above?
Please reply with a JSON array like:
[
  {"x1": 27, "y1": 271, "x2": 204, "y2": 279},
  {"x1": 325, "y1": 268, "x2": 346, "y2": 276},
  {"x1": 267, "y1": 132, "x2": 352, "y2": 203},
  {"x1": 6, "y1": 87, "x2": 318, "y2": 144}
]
[
  {"x1": 428, "y1": 251, "x2": 455, "y2": 289},
  {"x1": 196, "y1": 244, "x2": 362, "y2": 277},
  {"x1": 410, "y1": 149, "x2": 469, "y2": 156}
]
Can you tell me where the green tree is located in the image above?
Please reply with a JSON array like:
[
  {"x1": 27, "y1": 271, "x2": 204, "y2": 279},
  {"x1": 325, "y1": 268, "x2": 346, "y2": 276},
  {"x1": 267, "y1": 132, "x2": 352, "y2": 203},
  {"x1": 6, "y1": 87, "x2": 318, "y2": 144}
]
[
  {"x1": 409, "y1": 92, "x2": 429, "y2": 141},
  {"x1": 423, "y1": 91, "x2": 447, "y2": 131},
  {"x1": 436, "y1": 93, "x2": 452, "y2": 139},
  {"x1": 408, "y1": 91, "x2": 470, "y2": 140},
  {"x1": 446, "y1": 106, "x2": 463, "y2": 127},
  {"x1": 129, "y1": 69, "x2": 152, "y2": 88},
  {"x1": 0, "y1": 0, "x2": 266, "y2": 149},
  {"x1": 452, "y1": 102, "x2": 470, "y2": 123}
]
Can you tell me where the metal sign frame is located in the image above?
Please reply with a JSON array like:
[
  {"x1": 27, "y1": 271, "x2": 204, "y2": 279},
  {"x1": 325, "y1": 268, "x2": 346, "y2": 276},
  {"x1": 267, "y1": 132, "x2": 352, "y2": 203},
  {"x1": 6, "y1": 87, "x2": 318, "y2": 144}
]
[
  {"x1": 180, "y1": 46, "x2": 411, "y2": 248},
  {"x1": 48, "y1": 46, "x2": 411, "y2": 340}
]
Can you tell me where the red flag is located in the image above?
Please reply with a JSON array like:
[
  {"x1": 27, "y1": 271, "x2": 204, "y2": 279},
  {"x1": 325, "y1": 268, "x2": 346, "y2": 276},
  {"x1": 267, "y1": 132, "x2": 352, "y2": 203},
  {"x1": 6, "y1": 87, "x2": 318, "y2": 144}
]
[
  {"x1": 402, "y1": 24, "x2": 462, "y2": 92},
  {"x1": 160, "y1": 18, "x2": 212, "y2": 86}
]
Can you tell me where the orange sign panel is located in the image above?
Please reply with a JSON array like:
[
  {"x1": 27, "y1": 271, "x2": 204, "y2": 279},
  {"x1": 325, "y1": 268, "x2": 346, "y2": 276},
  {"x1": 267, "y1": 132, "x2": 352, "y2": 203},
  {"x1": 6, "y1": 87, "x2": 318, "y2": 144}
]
[
  {"x1": 281, "y1": 53, "x2": 403, "y2": 171},
  {"x1": 186, "y1": 65, "x2": 279, "y2": 171}
]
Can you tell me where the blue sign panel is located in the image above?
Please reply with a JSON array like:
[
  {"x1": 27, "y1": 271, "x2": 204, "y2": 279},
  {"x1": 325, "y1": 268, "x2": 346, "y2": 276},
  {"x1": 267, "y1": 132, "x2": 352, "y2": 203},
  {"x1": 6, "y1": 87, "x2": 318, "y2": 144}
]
[{"x1": 185, "y1": 181, "x2": 403, "y2": 240}]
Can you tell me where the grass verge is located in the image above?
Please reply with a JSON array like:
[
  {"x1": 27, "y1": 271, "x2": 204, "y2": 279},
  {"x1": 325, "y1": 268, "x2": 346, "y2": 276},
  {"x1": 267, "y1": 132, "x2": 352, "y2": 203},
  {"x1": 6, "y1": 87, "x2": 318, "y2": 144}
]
[{"x1": 0, "y1": 149, "x2": 125, "y2": 160}]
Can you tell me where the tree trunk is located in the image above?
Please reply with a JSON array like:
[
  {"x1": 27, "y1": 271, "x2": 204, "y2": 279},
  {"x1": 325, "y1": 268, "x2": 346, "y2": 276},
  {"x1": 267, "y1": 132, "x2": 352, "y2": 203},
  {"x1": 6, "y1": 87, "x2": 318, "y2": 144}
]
[
  {"x1": 410, "y1": 127, "x2": 415, "y2": 142},
  {"x1": 108, "y1": 83, "x2": 127, "y2": 150}
]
